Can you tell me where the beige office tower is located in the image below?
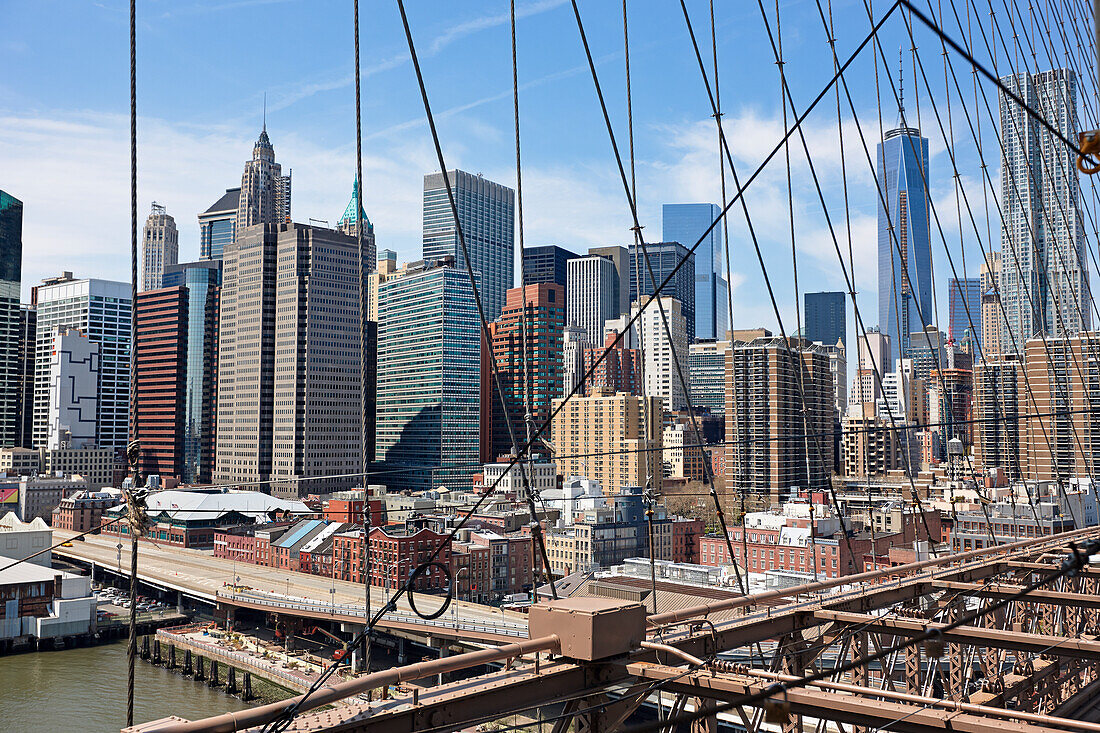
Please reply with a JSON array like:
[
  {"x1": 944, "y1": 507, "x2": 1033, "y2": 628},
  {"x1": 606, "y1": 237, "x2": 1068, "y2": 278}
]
[
  {"x1": 841, "y1": 402, "x2": 900, "y2": 477},
  {"x1": 550, "y1": 389, "x2": 662, "y2": 497},
  {"x1": 236, "y1": 125, "x2": 291, "y2": 230},
  {"x1": 216, "y1": 223, "x2": 366, "y2": 497},
  {"x1": 972, "y1": 354, "x2": 1023, "y2": 480},
  {"x1": 1021, "y1": 333, "x2": 1100, "y2": 482},
  {"x1": 140, "y1": 202, "x2": 178, "y2": 291},
  {"x1": 980, "y1": 251, "x2": 1003, "y2": 358},
  {"x1": 725, "y1": 336, "x2": 835, "y2": 505}
]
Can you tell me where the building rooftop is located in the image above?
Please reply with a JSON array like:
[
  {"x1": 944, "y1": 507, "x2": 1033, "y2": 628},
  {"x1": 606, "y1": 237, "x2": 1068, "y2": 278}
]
[
  {"x1": 139, "y1": 490, "x2": 310, "y2": 522},
  {"x1": 203, "y1": 188, "x2": 241, "y2": 215}
]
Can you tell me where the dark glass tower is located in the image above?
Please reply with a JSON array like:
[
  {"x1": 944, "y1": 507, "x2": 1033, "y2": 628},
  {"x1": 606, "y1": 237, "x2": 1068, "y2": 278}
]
[
  {"x1": 0, "y1": 192, "x2": 23, "y2": 448},
  {"x1": 663, "y1": 204, "x2": 727, "y2": 340},
  {"x1": 628, "y1": 241, "x2": 696, "y2": 342},
  {"x1": 804, "y1": 291, "x2": 846, "y2": 347}
]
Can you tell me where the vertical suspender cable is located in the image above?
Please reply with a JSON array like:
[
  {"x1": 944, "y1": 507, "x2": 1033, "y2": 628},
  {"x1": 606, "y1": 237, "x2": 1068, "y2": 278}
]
[
  {"x1": 353, "y1": 0, "x2": 372, "y2": 677},
  {"x1": 126, "y1": 0, "x2": 139, "y2": 726},
  {"x1": 621, "y1": 0, "x2": 659, "y2": 618},
  {"x1": 509, "y1": 0, "x2": 557, "y2": 599}
]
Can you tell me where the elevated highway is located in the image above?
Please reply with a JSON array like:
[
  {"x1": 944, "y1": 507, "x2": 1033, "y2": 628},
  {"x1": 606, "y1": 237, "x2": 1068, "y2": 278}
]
[{"x1": 52, "y1": 530, "x2": 528, "y2": 643}]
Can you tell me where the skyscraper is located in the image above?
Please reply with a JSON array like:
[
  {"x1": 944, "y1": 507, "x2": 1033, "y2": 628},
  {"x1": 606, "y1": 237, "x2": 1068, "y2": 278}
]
[
  {"x1": 140, "y1": 202, "x2": 179, "y2": 291},
  {"x1": 663, "y1": 204, "x2": 728, "y2": 340},
  {"x1": 271, "y1": 224, "x2": 367, "y2": 497},
  {"x1": 726, "y1": 336, "x2": 835, "y2": 504},
  {"x1": 588, "y1": 245, "x2": 630, "y2": 317},
  {"x1": 804, "y1": 292, "x2": 845, "y2": 348},
  {"x1": 0, "y1": 191, "x2": 23, "y2": 448},
  {"x1": 567, "y1": 255, "x2": 617, "y2": 348},
  {"x1": 163, "y1": 260, "x2": 221, "y2": 484},
  {"x1": 236, "y1": 125, "x2": 291, "y2": 231},
  {"x1": 32, "y1": 275, "x2": 131, "y2": 451},
  {"x1": 376, "y1": 258, "x2": 481, "y2": 490},
  {"x1": 947, "y1": 277, "x2": 981, "y2": 352},
  {"x1": 44, "y1": 328, "x2": 99, "y2": 450},
  {"x1": 215, "y1": 223, "x2": 366, "y2": 497},
  {"x1": 631, "y1": 296, "x2": 690, "y2": 412},
  {"x1": 14, "y1": 306, "x2": 35, "y2": 448},
  {"x1": 422, "y1": 170, "x2": 514, "y2": 320},
  {"x1": 486, "y1": 283, "x2": 565, "y2": 461},
  {"x1": 215, "y1": 225, "x2": 276, "y2": 486},
  {"x1": 877, "y1": 116, "x2": 932, "y2": 367},
  {"x1": 134, "y1": 287, "x2": 187, "y2": 479},
  {"x1": 981, "y1": 252, "x2": 1003, "y2": 358},
  {"x1": 199, "y1": 188, "x2": 240, "y2": 261},
  {"x1": 629, "y1": 241, "x2": 696, "y2": 343},
  {"x1": 688, "y1": 339, "x2": 728, "y2": 415},
  {"x1": 335, "y1": 177, "x2": 377, "y2": 273},
  {"x1": 522, "y1": 245, "x2": 579, "y2": 293},
  {"x1": 1000, "y1": 68, "x2": 1088, "y2": 350}
]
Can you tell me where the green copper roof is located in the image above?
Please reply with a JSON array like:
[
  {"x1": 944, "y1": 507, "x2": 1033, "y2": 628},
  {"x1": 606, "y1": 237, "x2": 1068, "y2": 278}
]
[{"x1": 338, "y1": 178, "x2": 372, "y2": 229}]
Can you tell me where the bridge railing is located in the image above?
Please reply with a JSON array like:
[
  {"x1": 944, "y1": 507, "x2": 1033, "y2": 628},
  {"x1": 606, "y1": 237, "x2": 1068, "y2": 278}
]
[{"x1": 218, "y1": 591, "x2": 529, "y2": 638}]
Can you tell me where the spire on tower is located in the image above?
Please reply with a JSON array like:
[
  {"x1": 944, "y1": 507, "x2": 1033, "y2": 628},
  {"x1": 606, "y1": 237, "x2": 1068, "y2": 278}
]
[
  {"x1": 898, "y1": 46, "x2": 905, "y2": 123},
  {"x1": 263, "y1": 92, "x2": 267, "y2": 132}
]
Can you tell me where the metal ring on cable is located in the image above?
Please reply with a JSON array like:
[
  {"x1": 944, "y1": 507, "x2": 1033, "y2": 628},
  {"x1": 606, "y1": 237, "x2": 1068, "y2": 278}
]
[{"x1": 406, "y1": 562, "x2": 453, "y2": 620}]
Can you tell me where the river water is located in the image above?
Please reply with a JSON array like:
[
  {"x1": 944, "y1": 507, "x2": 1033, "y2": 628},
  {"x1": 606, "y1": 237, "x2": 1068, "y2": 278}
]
[{"x1": 0, "y1": 641, "x2": 251, "y2": 732}]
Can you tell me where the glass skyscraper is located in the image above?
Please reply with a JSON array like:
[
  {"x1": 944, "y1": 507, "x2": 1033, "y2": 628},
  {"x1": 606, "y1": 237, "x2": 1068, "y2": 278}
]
[
  {"x1": 199, "y1": 188, "x2": 240, "y2": 261},
  {"x1": 423, "y1": 170, "x2": 514, "y2": 321},
  {"x1": 947, "y1": 277, "x2": 981, "y2": 353},
  {"x1": 662, "y1": 203, "x2": 727, "y2": 340},
  {"x1": 877, "y1": 122, "x2": 932, "y2": 368},
  {"x1": 0, "y1": 191, "x2": 23, "y2": 448},
  {"x1": 376, "y1": 260, "x2": 481, "y2": 490},
  {"x1": 163, "y1": 260, "x2": 222, "y2": 484},
  {"x1": 804, "y1": 291, "x2": 846, "y2": 347},
  {"x1": 628, "y1": 241, "x2": 696, "y2": 342}
]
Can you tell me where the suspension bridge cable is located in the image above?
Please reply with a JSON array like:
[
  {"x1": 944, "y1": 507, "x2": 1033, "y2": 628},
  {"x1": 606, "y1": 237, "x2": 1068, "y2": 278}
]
[
  {"x1": 352, "y1": 0, "x2": 373, "y2": 680},
  {"x1": 126, "y1": 0, "x2": 141, "y2": 724},
  {"x1": 571, "y1": 0, "x2": 757, "y2": 603}
]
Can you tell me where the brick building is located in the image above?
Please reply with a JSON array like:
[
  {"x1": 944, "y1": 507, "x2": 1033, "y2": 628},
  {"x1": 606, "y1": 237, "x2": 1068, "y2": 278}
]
[{"x1": 51, "y1": 490, "x2": 116, "y2": 533}]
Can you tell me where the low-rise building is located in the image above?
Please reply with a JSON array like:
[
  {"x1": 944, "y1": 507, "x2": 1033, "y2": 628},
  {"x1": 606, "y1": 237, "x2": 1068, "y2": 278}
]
[
  {"x1": 671, "y1": 517, "x2": 704, "y2": 564},
  {"x1": 106, "y1": 489, "x2": 311, "y2": 549},
  {"x1": 0, "y1": 565, "x2": 94, "y2": 643},
  {"x1": 541, "y1": 490, "x2": 675, "y2": 577},
  {"x1": 20, "y1": 475, "x2": 88, "y2": 522},
  {"x1": 0, "y1": 448, "x2": 40, "y2": 476},
  {"x1": 321, "y1": 489, "x2": 383, "y2": 525},
  {"x1": 51, "y1": 490, "x2": 118, "y2": 533},
  {"x1": 40, "y1": 447, "x2": 115, "y2": 489},
  {"x1": 333, "y1": 525, "x2": 453, "y2": 593},
  {"x1": 481, "y1": 461, "x2": 557, "y2": 501},
  {"x1": 950, "y1": 481, "x2": 1096, "y2": 552},
  {"x1": 450, "y1": 539, "x2": 491, "y2": 604},
  {"x1": 0, "y1": 513, "x2": 52, "y2": 567}
]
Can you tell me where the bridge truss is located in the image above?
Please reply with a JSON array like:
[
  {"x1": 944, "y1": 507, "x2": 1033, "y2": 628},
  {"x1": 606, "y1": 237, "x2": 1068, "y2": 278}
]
[{"x1": 130, "y1": 527, "x2": 1100, "y2": 733}]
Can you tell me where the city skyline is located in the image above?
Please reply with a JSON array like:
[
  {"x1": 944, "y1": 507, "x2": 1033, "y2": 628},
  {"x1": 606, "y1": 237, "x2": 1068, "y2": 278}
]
[{"x1": 3, "y1": 0, "x2": 1036, "y2": 346}]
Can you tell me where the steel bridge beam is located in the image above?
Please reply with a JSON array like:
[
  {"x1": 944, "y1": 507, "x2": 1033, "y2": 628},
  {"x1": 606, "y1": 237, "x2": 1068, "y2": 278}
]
[
  {"x1": 815, "y1": 610, "x2": 1100, "y2": 661},
  {"x1": 627, "y1": 662, "x2": 1063, "y2": 733},
  {"x1": 932, "y1": 581, "x2": 1100, "y2": 610}
]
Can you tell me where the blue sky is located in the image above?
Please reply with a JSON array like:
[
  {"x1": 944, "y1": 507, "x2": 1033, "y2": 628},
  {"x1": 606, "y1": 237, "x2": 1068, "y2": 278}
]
[{"x1": 3, "y1": 0, "x2": 1093, "y2": 355}]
